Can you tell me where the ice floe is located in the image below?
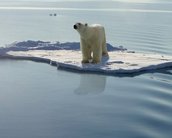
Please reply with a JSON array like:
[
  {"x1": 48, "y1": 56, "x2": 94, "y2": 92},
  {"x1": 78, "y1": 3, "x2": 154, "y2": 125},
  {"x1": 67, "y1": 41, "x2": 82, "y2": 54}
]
[{"x1": 0, "y1": 40, "x2": 172, "y2": 75}]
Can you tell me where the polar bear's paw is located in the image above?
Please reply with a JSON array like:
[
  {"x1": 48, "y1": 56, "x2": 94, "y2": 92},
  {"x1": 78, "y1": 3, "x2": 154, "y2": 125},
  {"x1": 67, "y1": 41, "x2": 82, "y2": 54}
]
[
  {"x1": 91, "y1": 60, "x2": 100, "y2": 64},
  {"x1": 102, "y1": 52, "x2": 109, "y2": 57},
  {"x1": 81, "y1": 59, "x2": 90, "y2": 64}
]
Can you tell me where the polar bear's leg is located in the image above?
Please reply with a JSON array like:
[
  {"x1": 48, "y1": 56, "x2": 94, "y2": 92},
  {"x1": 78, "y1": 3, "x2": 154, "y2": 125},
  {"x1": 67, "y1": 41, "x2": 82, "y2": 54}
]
[
  {"x1": 81, "y1": 40, "x2": 90, "y2": 63},
  {"x1": 102, "y1": 35, "x2": 109, "y2": 57},
  {"x1": 81, "y1": 47, "x2": 90, "y2": 63},
  {"x1": 87, "y1": 47, "x2": 92, "y2": 60},
  {"x1": 92, "y1": 42, "x2": 102, "y2": 64}
]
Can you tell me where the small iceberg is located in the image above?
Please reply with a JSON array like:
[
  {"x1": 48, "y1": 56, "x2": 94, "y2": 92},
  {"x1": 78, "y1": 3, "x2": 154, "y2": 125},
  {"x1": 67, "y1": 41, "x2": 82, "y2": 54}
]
[{"x1": 0, "y1": 40, "x2": 172, "y2": 75}]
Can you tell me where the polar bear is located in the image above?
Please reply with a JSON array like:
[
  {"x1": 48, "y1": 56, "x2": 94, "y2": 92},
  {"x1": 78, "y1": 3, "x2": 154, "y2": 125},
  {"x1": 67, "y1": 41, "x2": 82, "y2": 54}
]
[{"x1": 73, "y1": 22, "x2": 108, "y2": 64}]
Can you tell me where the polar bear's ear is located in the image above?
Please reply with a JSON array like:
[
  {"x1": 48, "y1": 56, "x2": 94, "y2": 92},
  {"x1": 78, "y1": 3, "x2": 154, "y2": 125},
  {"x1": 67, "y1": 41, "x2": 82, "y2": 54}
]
[{"x1": 85, "y1": 23, "x2": 88, "y2": 26}]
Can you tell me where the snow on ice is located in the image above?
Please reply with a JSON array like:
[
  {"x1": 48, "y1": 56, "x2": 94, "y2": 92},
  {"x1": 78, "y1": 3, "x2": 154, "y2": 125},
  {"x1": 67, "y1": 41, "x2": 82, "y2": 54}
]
[{"x1": 0, "y1": 40, "x2": 172, "y2": 75}]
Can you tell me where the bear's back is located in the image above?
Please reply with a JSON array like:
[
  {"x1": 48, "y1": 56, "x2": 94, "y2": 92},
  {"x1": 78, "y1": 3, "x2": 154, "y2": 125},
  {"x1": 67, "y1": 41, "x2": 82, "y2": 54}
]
[
  {"x1": 88, "y1": 24, "x2": 105, "y2": 34},
  {"x1": 89, "y1": 24, "x2": 103, "y2": 29}
]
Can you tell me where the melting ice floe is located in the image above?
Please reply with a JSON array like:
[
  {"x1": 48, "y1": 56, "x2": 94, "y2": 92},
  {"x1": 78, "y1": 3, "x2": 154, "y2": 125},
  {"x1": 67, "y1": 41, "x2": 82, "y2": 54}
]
[{"x1": 0, "y1": 40, "x2": 172, "y2": 75}]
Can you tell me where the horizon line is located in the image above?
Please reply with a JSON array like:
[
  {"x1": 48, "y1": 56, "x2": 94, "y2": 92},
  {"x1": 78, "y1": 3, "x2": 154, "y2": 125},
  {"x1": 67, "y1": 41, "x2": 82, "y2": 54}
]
[{"x1": 0, "y1": 7, "x2": 172, "y2": 13}]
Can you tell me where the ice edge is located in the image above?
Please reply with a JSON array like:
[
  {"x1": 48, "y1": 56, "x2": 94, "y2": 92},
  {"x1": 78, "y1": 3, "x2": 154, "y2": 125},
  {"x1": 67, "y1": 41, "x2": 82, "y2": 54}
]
[
  {"x1": 2, "y1": 53, "x2": 172, "y2": 76},
  {"x1": 0, "y1": 40, "x2": 172, "y2": 76}
]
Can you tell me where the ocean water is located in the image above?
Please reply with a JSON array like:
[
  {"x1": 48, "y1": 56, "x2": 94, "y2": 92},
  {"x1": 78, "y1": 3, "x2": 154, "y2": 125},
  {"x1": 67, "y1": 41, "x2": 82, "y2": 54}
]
[{"x1": 0, "y1": 1, "x2": 172, "y2": 138}]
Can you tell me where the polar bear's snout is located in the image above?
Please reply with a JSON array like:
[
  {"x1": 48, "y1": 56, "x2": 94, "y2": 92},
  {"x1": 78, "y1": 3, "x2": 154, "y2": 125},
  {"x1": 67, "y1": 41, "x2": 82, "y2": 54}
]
[
  {"x1": 73, "y1": 23, "x2": 82, "y2": 30},
  {"x1": 73, "y1": 24, "x2": 77, "y2": 29}
]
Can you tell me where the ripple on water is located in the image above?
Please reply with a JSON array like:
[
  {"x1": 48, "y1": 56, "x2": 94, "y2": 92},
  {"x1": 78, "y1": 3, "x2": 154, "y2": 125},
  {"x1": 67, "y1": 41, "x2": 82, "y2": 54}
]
[
  {"x1": 109, "y1": 22, "x2": 172, "y2": 55},
  {"x1": 128, "y1": 73, "x2": 172, "y2": 138}
]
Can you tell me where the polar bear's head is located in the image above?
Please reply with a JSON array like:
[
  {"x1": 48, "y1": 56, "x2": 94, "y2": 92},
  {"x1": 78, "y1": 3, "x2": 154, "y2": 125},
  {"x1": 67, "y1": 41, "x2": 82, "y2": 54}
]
[{"x1": 73, "y1": 22, "x2": 88, "y2": 35}]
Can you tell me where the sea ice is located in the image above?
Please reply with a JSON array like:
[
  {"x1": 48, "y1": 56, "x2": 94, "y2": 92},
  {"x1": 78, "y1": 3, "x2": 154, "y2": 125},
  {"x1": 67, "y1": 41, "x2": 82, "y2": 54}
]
[{"x1": 0, "y1": 40, "x2": 172, "y2": 75}]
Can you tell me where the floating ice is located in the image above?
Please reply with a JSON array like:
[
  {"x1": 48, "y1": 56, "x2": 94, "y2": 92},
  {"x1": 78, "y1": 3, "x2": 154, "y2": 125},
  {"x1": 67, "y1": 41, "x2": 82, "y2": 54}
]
[{"x1": 0, "y1": 40, "x2": 172, "y2": 75}]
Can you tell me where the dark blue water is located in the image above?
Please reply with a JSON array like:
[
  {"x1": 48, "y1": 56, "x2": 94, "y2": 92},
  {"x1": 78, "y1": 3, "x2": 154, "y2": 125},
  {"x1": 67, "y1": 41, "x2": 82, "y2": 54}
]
[{"x1": 0, "y1": 1, "x2": 172, "y2": 138}]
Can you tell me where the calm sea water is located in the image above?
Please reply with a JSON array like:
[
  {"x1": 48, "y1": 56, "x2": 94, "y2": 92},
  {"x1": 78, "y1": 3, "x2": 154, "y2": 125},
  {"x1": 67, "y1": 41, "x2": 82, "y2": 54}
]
[{"x1": 0, "y1": 1, "x2": 172, "y2": 138}]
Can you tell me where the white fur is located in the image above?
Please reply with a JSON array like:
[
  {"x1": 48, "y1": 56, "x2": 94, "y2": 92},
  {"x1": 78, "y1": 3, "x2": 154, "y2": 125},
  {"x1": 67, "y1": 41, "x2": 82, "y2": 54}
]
[{"x1": 74, "y1": 23, "x2": 108, "y2": 63}]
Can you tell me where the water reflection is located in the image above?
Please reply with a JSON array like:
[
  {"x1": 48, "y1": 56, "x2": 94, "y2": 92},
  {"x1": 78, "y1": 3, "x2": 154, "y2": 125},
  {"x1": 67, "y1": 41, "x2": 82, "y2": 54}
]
[{"x1": 74, "y1": 74, "x2": 106, "y2": 95}]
